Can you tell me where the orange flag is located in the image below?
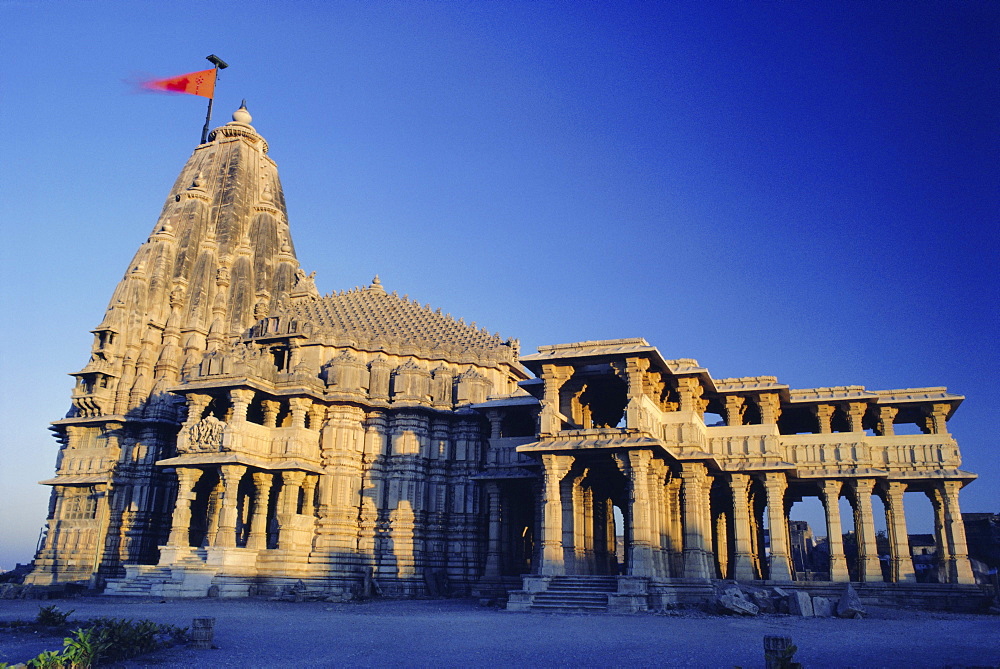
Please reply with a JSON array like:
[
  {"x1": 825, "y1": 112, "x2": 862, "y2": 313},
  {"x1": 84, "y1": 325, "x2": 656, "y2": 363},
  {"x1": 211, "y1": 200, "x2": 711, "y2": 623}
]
[{"x1": 142, "y1": 68, "x2": 216, "y2": 98}]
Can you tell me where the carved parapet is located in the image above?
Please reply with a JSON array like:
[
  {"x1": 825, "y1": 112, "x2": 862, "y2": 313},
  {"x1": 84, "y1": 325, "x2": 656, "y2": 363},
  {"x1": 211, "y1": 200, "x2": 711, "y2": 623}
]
[
  {"x1": 176, "y1": 416, "x2": 228, "y2": 453},
  {"x1": 777, "y1": 432, "x2": 960, "y2": 475},
  {"x1": 660, "y1": 410, "x2": 707, "y2": 456},
  {"x1": 705, "y1": 424, "x2": 782, "y2": 465}
]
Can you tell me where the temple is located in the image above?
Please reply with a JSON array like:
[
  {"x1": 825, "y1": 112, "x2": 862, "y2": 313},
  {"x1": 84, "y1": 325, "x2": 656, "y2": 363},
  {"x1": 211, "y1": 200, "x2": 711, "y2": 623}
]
[{"x1": 27, "y1": 108, "x2": 982, "y2": 608}]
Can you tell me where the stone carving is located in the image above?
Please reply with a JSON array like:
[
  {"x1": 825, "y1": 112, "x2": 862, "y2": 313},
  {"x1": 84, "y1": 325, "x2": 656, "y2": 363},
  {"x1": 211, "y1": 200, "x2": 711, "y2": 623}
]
[{"x1": 182, "y1": 416, "x2": 226, "y2": 452}]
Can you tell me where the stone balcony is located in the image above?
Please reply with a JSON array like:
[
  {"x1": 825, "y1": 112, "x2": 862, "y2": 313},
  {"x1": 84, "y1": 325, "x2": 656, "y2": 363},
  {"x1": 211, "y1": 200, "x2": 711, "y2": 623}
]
[{"x1": 167, "y1": 417, "x2": 322, "y2": 469}]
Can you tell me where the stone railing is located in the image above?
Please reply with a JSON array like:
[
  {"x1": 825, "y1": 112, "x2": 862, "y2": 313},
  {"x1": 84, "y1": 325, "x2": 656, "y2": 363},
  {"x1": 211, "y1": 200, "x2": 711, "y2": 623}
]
[
  {"x1": 177, "y1": 419, "x2": 320, "y2": 463},
  {"x1": 486, "y1": 436, "x2": 538, "y2": 467},
  {"x1": 660, "y1": 411, "x2": 707, "y2": 456},
  {"x1": 755, "y1": 432, "x2": 960, "y2": 474},
  {"x1": 705, "y1": 424, "x2": 782, "y2": 465}
]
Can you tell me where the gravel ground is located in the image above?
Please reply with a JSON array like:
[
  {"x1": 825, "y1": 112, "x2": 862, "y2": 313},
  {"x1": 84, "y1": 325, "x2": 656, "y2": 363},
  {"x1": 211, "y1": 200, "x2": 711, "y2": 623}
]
[{"x1": 1, "y1": 597, "x2": 998, "y2": 668}]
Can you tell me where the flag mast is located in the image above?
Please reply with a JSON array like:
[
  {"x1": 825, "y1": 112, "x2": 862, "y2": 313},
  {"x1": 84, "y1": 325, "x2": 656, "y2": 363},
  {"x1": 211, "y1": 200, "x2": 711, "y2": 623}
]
[{"x1": 201, "y1": 54, "x2": 229, "y2": 144}]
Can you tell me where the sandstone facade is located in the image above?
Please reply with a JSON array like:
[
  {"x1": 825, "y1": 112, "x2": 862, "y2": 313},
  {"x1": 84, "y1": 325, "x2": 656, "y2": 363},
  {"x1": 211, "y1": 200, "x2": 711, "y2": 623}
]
[{"x1": 27, "y1": 109, "x2": 978, "y2": 600}]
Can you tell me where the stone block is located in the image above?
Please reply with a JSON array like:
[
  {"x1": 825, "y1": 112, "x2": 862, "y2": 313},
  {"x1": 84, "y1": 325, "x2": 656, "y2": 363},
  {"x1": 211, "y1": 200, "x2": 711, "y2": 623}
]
[
  {"x1": 717, "y1": 593, "x2": 759, "y2": 616},
  {"x1": 608, "y1": 593, "x2": 648, "y2": 613},
  {"x1": 520, "y1": 576, "x2": 551, "y2": 593},
  {"x1": 751, "y1": 590, "x2": 776, "y2": 614},
  {"x1": 788, "y1": 590, "x2": 813, "y2": 617},
  {"x1": 812, "y1": 596, "x2": 835, "y2": 617},
  {"x1": 617, "y1": 577, "x2": 649, "y2": 595},
  {"x1": 837, "y1": 583, "x2": 866, "y2": 618},
  {"x1": 505, "y1": 591, "x2": 534, "y2": 612}
]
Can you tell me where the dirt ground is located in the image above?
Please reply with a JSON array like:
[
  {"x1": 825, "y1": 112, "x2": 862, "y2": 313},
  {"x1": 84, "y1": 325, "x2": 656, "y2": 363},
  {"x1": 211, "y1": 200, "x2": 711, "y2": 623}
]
[{"x1": 1, "y1": 596, "x2": 998, "y2": 668}]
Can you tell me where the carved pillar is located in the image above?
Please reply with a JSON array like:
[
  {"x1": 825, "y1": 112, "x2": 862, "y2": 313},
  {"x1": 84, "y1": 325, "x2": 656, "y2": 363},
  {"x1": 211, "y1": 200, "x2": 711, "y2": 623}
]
[
  {"x1": 540, "y1": 453, "x2": 572, "y2": 575},
  {"x1": 301, "y1": 475, "x2": 317, "y2": 517},
  {"x1": 626, "y1": 450, "x2": 655, "y2": 577},
  {"x1": 229, "y1": 388, "x2": 255, "y2": 423},
  {"x1": 246, "y1": 472, "x2": 273, "y2": 551},
  {"x1": 762, "y1": 472, "x2": 792, "y2": 581},
  {"x1": 845, "y1": 402, "x2": 867, "y2": 433},
  {"x1": 288, "y1": 397, "x2": 310, "y2": 429},
  {"x1": 877, "y1": 406, "x2": 898, "y2": 436},
  {"x1": 925, "y1": 403, "x2": 951, "y2": 435},
  {"x1": 928, "y1": 488, "x2": 952, "y2": 584},
  {"x1": 940, "y1": 480, "x2": 975, "y2": 584},
  {"x1": 680, "y1": 461, "x2": 712, "y2": 578},
  {"x1": 727, "y1": 473, "x2": 756, "y2": 580},
  {"x1": 818, "y1": 480, "x2": 849, "y2": 582},
  {"x1": 676, "y1": 376, "x2": 703, "y2": 415},
  {"x1": 184, "y1": 393, "x2": 212, "y2": 428},
  {"x1": 624, "y1": 357, "x2": 651, "y2": 430},
  {"x1": 539, "y1": 366, "x2": 573, "y2": 434},
  {"x1": 262, "y1": 400, "x2": 280, "y2": 428},
  {"x1": 166, "y1": 468, "x2": 202, "y2": 547},
  {"x1": 307, "y1": 404, "x2": 326, "y2": 431},
  {"x1": 812, "y1": 404, "x2": 835, "y2": 434},
  {"x1": 880, "y1": 481, "x2": 916, "y2": 583},
  {"x1": 483, "y1": 482, "x2": 502, "y2": 579},
  {"x1": 757, "y1": 393, "x2": 781, "y2": 425},
  {"x1": 213, "y1": 464, "x2": 247, "y2": 549},
  {"x1": 848, "y1": 478, "x2": 883, "y2": 582},
  {"x1": 724, "y1": 396, "x2": 746, "y2": 427}
]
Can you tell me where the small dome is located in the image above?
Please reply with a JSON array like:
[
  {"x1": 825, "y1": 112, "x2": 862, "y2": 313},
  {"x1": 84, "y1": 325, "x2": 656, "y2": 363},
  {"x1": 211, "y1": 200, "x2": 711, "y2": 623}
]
[{"x1": 232, "y1": 101, "x2": 252, "y2": 125}]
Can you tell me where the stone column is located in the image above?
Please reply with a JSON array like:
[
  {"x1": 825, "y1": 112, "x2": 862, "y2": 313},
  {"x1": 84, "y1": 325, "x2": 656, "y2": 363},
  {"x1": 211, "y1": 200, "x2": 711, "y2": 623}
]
[
  {"x1": 262, "y1": 400, "x2": 280, "y2": 428},
  {"x1": 540, "y1": 453, "x2": 572, "y2": 575},
  {"x1": 940, "y1": 480, "x2": 975, "y2": 584},
  {"x1": 812, "y1": 405, "x2": 835, "y2": 434},
  {"x1": 301, "y1": 475, "x2": 317, "y2": 517},
  {"x1": 845, "y1": 402, "x2": 867, "y2": 433},
  {"x1": 928, "y1": 488, "x2": 952, "y2": 584},
  {"x1": 246, "y1": 472, "x2": 273, "y2": 550},
  {"x1": 228, "y1": 388, "x2": 255, "y2": 422},
  {"x1": 288, "y1": 397, "x2": 310, "y2": 429},
  {"x1": 307, "y1": 404, "x2": 326, "y2": 431},
  {"x1": 727, "y1": 473, "x2": 756, "y2": 580},
  {"x1": 880, "y1": 481, "x2": 916, "y2": 582},
  {"x1": 724, "y1": 396, "x2": 746, "y2": 427},
  {"x1": 848, "y1": 478, "x2": 883, "y2": 582},
  {"x1": 877, "y1": 406, "x2": 898, "y2": 436},
  {"x1": 818, "y1": 480, "x2": 849, "y2": 582},
  {"x1": 183, "y1": 393, "x2": 212, "y2": 428},
  {"x1": 757, "y1": 393, "x2": 781, "y2": 425},
  {"x1": 762, "y1": 472, "x2": 793, "y2": 581},
  {"x1": 925, "y1": 403, "x2": 951, "y2": 435},
  {"x1": 483, "y1": 482, "x2": 502, "y2": 579},
  {"x1": 539, "y1": 365, "x2": 573, "y2": 435},
  {"x1": 676, "y1": 376, "x2": 703, "y2": 415},
  {"x1": 680, "y1": 461, "x2": 712, "y2": 578},
  {"x1": 627, "y1": 450, "x2": 655, "y2": 577},
  {"x1": 166, "y1": 468, "x2": 203, "y2": 547},
  {"x1": 213, "y1": 464, "x2": 247, "y2": 549}
]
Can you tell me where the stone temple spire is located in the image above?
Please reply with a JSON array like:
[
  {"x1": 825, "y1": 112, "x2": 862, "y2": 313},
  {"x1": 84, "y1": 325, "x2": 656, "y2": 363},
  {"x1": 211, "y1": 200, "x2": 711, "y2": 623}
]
[
  {"x1": 30, "y1": 106, "x2": 319, "y2": 586},
  {"x1": 71, "y1": 105, "x2": 311, "y2": 418}
]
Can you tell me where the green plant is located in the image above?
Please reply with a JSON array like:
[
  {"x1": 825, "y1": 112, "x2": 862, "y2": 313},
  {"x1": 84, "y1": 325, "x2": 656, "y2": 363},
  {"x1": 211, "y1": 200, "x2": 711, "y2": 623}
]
[
  {"x1": 26, "y1": 650, "x2": 65, "y2": 669},
  {"x1": 36, "y1": 605, "x2": 74, "y2": 626},
  {"x1": 61, "y1": 627, "x2": 109, "y2": 669}
]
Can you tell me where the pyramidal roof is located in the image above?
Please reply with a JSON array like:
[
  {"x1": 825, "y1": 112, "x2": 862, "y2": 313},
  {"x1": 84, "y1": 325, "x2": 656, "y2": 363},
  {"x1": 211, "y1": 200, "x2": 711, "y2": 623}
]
[{"x1": 286, "y1": 276, "x2": 518, "y2": 364}]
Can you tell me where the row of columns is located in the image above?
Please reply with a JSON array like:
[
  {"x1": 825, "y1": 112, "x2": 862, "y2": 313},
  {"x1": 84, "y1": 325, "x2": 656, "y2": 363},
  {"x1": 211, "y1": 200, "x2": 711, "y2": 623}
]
[
  {"x1": 534, "y1": 450, "x2": 975, "y2": 584},
  {"x1": 166, "y1": 465, "x2": 316, "y2": 551}
]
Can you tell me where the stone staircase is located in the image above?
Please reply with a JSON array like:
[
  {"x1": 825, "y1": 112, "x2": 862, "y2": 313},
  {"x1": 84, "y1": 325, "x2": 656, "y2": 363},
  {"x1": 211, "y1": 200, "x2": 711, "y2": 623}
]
[
  {"x1": 104, "y1": 550, "x2": 219, "y2": 597},
  {"x1": 523, "y1": 576, "x2": 619, "y2": 612}
]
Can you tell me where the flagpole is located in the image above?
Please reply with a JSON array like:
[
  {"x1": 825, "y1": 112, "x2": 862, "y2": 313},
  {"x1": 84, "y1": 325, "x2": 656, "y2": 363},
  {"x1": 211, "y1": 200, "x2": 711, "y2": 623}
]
[{"x1": 201, "y1": 54, "x2": 229, "y2": 144}]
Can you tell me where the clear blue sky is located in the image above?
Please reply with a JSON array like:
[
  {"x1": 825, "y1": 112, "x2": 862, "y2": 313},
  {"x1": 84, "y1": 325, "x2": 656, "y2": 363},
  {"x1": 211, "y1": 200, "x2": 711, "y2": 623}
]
[{"x1": 1, "y1": 1, "x2": 997, "y2": 569}]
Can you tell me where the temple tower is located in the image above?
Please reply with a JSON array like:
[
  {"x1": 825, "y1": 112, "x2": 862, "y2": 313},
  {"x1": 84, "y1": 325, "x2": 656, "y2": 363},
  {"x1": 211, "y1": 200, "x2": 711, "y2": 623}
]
[{"x1": 29, "y1": 105, "x2": 315, "y2": 585}]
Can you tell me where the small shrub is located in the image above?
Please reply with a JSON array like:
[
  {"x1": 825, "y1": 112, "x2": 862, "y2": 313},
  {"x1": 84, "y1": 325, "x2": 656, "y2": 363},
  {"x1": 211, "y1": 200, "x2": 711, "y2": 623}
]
[
  {"x1": 26, "y1": 650, "x2": 64, "y2": 669},
  {"x1": 61, "y1": 627, "x2": 109, "y2": 669},
  {"x1": 36, "y1": 605, "x2": 74, "y2": 626}
]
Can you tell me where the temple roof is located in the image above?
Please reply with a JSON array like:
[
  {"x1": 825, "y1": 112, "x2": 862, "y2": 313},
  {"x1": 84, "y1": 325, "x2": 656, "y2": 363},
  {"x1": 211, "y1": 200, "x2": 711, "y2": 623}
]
[{"x1": 284, "y1": 277, "x2": 518, "y2": 362}]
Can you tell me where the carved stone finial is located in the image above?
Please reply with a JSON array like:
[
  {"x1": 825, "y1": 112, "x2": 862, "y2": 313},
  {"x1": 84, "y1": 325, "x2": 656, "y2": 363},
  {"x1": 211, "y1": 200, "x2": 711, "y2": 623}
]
[{"x1": 232, "y1": 102, "x2": 252, "y2": 125}]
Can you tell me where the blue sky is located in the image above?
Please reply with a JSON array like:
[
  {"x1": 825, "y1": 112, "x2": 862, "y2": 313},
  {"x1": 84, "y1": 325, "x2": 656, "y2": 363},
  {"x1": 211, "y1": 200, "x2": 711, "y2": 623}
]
[{"x1": 1, "y1": 1, "x2": 997, "y2": 569}]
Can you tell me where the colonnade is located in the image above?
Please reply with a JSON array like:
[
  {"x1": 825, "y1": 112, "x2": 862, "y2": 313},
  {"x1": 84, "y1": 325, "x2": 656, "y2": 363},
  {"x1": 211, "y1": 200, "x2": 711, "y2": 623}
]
[
  {"x1": 166, "y1": 465, "x2": 317, "y2": 552},
  {"x1": 532, "y1": 449, "x2": 975, "y2": 584}
]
